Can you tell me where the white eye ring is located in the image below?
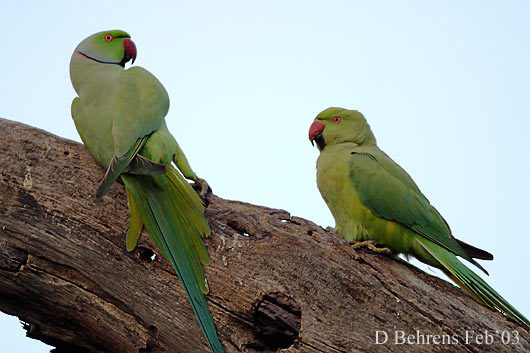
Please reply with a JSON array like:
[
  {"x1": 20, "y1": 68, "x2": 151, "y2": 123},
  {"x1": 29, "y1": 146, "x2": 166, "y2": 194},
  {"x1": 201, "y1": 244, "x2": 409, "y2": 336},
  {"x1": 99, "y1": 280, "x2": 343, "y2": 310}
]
[{"x1": 104, "y1": 34, "x2": 114, "y2": 42}]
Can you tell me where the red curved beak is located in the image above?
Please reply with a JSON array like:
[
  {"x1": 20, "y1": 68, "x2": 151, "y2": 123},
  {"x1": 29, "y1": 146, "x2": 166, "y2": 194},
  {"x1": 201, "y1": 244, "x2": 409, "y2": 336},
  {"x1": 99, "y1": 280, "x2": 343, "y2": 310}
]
[
  {"x1": 309, "y1": 120, "x2": 325, "y2": 145},
  {"x1": 123, "y1": 38, "x2": 137, "y2": 64}
]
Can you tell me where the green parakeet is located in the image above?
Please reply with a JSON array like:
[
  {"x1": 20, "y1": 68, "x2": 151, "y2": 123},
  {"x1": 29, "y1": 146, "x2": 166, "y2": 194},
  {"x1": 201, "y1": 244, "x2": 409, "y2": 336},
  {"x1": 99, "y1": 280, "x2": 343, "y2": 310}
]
[
  {"x1": 70, "y1": 30, "x2": 224, "y2": 352},
  {"x1": 309, "y1": 107, "x2": 529, "y2": 328}
]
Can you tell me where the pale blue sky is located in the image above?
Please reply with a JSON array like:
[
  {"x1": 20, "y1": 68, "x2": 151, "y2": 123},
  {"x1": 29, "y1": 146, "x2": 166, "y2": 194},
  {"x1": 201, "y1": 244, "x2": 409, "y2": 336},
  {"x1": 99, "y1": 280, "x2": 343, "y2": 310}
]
[{"x1": 2, "y1": 1, "x2": 530, "y2": 351}]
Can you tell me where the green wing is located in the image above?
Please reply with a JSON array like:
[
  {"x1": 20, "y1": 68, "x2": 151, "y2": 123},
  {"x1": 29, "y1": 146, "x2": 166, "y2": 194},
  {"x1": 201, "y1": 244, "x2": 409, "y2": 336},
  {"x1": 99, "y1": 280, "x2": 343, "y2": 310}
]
[
  {"x1": 96, "y1": 137, "x2": 147, "y2": 197},
  {"x1": 96, "y1": 66, "x2": 171, "y2": 196},
  {"x1": 349, "y1": 147, "x2": 488, "y2": 274},
  {"x1": 96, "y1": 136, "x2": 168, "y2": 197},
  {"x1": 111, "y1": 66, "x2": 169, "y2": 157}
]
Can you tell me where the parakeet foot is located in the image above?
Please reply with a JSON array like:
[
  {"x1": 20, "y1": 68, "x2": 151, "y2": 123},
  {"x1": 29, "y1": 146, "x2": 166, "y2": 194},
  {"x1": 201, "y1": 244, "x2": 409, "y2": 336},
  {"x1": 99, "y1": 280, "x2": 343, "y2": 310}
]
[
  {"x1": 351, "y1": 240, "x2": 392, "y2": 255},
  {"x1": 194, "y1": 178, "x2": 211, "y2": 199}
]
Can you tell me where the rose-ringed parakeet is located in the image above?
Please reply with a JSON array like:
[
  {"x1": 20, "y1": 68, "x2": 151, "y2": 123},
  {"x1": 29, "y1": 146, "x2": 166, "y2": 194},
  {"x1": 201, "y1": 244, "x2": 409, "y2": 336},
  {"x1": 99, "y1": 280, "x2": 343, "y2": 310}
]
[
  {"x1": 309, "y1": 107, "x2": 529, "y2": 328},
  {"x1": 70, "y1": 30, "x2": 224, "y2": 352}
]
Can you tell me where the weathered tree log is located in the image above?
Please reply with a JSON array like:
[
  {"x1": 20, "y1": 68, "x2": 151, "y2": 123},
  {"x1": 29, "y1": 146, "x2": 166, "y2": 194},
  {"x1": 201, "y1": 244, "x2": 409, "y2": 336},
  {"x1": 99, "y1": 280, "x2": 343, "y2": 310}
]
[{"x1": 0, "y1": 117, "x2": 528, "y2": 353}]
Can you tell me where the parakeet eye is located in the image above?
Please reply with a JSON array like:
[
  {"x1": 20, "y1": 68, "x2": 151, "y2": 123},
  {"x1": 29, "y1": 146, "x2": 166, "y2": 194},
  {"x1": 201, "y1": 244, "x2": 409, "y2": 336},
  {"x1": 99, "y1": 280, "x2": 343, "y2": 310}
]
[
  {"x1": 332, "y1": 116, "x2": 342, "y2": 123},
  {"x1": 104, "y1": 34, "x2": 114, "y2": 42}
]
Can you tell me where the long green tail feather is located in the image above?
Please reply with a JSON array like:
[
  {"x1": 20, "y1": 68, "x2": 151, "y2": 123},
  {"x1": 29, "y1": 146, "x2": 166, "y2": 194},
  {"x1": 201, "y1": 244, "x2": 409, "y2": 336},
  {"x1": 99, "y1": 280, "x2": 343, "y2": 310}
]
[
  {"x1": 166, "y1": 166, "x2": 210, "y2": 264},
  {"x1": 417, "y1": 238, "x2": 530, "y2": 328},
  {"x1": 121, "y1": 172, "x2": 223, "y2": 353},
  {"x1": 125, "y1": 188, "x2": 144, "y2": 252}
]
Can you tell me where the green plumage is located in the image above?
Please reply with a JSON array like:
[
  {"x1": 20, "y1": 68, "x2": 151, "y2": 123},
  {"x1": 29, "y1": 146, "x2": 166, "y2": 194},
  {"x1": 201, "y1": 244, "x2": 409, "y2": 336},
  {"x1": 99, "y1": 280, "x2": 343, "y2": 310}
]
[
  {"x1": 70, "y1": 30, "x2": 223, "y2": 352},
  {"x1": 311, "y1": 107, "x2": 529, "y2": 328}
]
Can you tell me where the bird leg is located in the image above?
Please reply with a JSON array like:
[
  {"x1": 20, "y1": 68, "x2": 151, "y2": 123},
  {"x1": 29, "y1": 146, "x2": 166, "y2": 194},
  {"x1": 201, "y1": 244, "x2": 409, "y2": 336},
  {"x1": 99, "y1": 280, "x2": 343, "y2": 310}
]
[
  {"x1": 350, "y1": 240, "x2": 392, "y2": 255},
  {"x1": 194, "y1": 178, "x2": 211, "y2": 199}
]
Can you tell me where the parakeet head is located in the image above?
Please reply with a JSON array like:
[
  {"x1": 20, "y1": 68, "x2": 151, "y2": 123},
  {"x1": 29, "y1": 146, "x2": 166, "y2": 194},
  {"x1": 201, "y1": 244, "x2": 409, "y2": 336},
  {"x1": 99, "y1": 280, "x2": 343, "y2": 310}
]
[
  {"x1": 73, "y1": 30, "x2": 137, "y2": 67},
  {"x1": 309, "y1": 107, "x2": 376, "y2": 151}
]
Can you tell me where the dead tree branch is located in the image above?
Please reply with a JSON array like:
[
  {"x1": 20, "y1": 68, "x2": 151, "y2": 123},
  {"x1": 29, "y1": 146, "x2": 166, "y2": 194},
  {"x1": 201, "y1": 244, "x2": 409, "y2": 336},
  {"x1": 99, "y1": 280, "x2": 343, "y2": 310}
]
[{"x1": 0, "y1": 118, "x2": 528, "y2": 352}]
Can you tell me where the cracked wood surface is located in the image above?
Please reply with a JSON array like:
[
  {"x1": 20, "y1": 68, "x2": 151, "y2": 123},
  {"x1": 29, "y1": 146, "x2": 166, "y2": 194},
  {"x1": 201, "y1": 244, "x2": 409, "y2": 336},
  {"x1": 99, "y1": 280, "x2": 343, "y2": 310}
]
[{"x1": 0, "y1": 117, "x2": 529, "y2": 353}]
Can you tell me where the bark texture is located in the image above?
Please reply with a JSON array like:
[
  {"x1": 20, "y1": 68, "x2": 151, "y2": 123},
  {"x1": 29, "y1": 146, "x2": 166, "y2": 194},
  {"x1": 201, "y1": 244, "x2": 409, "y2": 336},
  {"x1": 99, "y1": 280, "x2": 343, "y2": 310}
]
[{"x1": 0, "y1": 118, "x2": 528, "y2": 353}]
